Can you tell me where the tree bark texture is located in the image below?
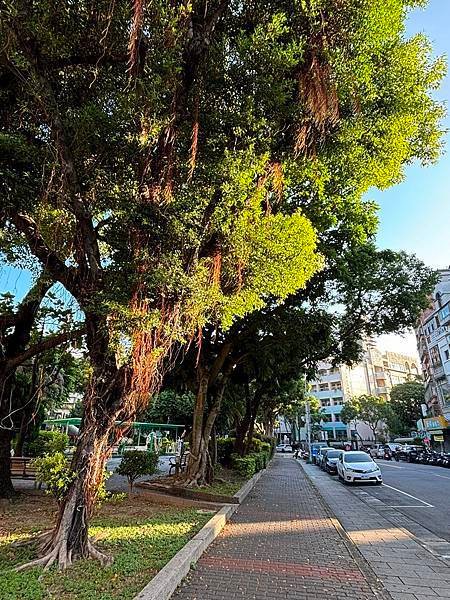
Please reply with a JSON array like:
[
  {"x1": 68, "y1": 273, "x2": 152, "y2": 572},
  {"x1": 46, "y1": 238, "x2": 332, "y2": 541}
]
[
  {"x1": 0, "y1": 427, "x2": 15, "y2": 499},
  {"x1": 182, "y1": 368, "x2": 228, "y2": 486}
]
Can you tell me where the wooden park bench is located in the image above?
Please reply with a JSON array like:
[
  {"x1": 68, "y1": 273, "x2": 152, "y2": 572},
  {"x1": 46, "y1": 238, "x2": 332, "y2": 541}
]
[
  {"x1": 10, "y1": 457, "x2": 42, "y2": 489},
  {"x1": 168, "y1": 452, "x2": 189, "y2": 476}
]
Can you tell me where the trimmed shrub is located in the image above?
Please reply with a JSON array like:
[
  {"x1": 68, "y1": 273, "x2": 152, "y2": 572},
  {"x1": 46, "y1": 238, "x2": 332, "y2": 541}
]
[
  {"x1": 27, "y1": 430, "x2": 69, "y2": 457},
  {"x1": 116, "y1": 450, "x2": 159, "y2": 492},
  {"x1": 217, "y1": 437, "x2": 235, "y2": 466},
  {"x1": 231, "y1": 453, "x2": 256, "y2": 478}
]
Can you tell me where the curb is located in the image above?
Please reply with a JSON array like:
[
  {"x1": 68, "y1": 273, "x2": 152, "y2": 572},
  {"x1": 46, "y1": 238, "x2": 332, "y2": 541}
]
[
  {"x1": 133, "y1": 467, "x2": 266, "y2": 600},
  {"x1": 295, "y1": 459, "x2": 393, "y2": 600}
]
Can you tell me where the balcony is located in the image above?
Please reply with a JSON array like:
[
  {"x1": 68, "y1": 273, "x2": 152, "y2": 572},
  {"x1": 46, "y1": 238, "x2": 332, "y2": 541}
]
[
  {"x1": 430, "y1": 325, "x2": 450, "y2": 344},
  {"x1": 375, "y1": 386, "x2": 387, "y2": 394},
  {"x1": 320, "y1": 422, "x2": 348, "y2": 431},
  {"x1": 320, "y1": 405, "x2": 344, "y2": 415},
  {"x1": 312, "y1": 389, "x2": 344, "y2": 399}
]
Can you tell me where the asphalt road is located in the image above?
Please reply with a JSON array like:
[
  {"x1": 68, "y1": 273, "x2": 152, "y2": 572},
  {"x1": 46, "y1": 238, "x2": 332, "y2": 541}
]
[{"x1": 360, "y1": 459, "x2": 450, "y2": 542}]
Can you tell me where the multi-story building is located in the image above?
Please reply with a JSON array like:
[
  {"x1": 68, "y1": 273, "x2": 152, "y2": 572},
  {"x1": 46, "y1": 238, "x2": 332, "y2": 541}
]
[
  {"x1": 415, "y1": 269, "x2": 450, "y2": 449},
  {"x1": 308, "y1": 341, "x2": 420, "y2": 443}
]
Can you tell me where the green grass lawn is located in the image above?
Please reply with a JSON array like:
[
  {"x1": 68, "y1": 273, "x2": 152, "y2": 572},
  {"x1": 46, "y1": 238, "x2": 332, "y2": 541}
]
[{"x1": 0, "y1": 493, "x2": 210, "y2": 600}]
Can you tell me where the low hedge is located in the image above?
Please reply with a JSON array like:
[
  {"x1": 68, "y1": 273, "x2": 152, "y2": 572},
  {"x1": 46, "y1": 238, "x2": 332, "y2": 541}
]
[
  {"x1": 217, "y1": 437, "x2": 235, "y2": 466},
  {"x1": 230, "y1": 450, "x2": 270, "y2": 478}
]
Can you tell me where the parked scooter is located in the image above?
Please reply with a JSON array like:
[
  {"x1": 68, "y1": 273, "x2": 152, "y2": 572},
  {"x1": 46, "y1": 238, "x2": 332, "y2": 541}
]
[{"x1": 383, "y1": 449, "x2": 392, "y2": 461}]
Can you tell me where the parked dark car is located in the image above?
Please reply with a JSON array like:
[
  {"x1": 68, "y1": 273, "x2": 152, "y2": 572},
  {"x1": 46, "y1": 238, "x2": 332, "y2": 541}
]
[
  {"x1": 394, "y1": 445, "x2": 423, "y2": 462},
  {"x1": 322, "y1": 449, "x2": 344, "y2": 474}
]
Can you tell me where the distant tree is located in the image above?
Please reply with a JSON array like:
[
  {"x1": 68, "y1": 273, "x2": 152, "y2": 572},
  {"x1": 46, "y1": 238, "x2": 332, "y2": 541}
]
[
  {"x1": 341, "y1": 395, "x2": 390, "y2": 441},
  {"x1": 388, "y1": 381, "x2": 425, "y2": 435},
  {"x1": 142, "y1": 390, "x2": 195, "y2": 426}
]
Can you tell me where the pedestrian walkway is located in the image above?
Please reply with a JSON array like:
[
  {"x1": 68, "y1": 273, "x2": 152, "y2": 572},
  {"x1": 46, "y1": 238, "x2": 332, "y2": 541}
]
[{"x1": 173, "y1": 455, "x2": 387, "y2": 600}]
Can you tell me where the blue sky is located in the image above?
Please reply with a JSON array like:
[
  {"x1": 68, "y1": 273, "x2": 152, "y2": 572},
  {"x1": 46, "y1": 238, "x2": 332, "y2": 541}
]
[
  {"x1": 377, "y1": 0, "x2": 450, "y2": 355},
  {"x1": 374, "y1": 0, "x2": 450, "y2": 270}
]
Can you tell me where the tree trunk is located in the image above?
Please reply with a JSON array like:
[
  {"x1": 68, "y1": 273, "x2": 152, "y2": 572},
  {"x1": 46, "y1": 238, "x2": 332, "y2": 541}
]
[
  {"x1": 182, "y1": 371, "x2": 227, "y2": 487},
  {"x1": 182, "y1": 372, "x2": 211, "y2": 486},
  {"x1": 0, "y1": 427, "x2": 16, "y2": 499},
  {"x1": 16, "y1": 412, "x2": 115, "y2": 571}
]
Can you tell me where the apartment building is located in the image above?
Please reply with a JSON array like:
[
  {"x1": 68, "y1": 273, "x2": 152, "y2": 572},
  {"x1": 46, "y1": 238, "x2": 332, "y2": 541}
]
[
  {"x1": 309, "y1": 341, "x2": 420, "y2": 442},
  {"x1": 415, "y1": 269, "x2": 450, "y2": 449}
]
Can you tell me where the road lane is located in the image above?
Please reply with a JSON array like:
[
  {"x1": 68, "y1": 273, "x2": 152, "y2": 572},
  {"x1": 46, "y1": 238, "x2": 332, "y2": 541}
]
[{"x1": 362, "y1": 459, "x2": 450, "y2": 541}]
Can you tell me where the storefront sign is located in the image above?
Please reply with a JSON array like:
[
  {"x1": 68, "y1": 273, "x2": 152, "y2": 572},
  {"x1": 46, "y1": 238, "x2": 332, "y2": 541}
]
[
  {"x1": 423, "y1": 416, "x2": 449, "y2": 430},
  {"x1": 433, "y1": 435, "x2": 444, "y2": 442}
]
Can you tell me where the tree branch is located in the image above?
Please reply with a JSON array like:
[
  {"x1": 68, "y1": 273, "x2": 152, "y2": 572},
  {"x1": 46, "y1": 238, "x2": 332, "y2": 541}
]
[
  {"x1": 5, "y1": 326, "x2": 85, "y2": 372},
  {"x1": 6, "y1": 26, "x2": 102, "y2": 283},
  {"x1": 10, "y1": 213, "x2": 79, "y2": 295}
]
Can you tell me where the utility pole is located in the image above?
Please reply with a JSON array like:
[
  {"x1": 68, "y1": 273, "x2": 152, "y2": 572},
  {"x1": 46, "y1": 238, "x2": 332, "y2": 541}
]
[{"x1": 305, "y1": 400, "x2": 312, "y2": 462}]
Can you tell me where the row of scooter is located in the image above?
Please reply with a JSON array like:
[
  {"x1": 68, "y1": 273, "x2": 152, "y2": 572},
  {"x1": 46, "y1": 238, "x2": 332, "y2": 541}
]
[{"x1": 403, "y1": 449, "x2": 450, "y2": 467}]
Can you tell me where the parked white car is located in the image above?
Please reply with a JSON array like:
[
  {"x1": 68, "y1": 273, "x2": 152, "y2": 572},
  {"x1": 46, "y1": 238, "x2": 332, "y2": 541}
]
[
  {"x1": 337, "y1": 451, "x2": 382, "y2": 485},
  {"x1": 276, "y1": 443, "x2": 293, "y2": 453}
]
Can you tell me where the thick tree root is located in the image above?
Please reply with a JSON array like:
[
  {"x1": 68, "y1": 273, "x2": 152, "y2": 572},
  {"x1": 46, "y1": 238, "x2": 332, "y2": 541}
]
[
  {"x1": 12, "y1": 530, "x2": 52, "y2": 548},
  {"x1": 14, "y1": 537, "x2": 112, "y2": 572}
]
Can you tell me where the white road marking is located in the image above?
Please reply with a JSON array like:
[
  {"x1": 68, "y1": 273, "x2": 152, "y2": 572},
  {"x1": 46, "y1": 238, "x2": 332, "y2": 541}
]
[
  {"x1": 381, "y1": 483, "x2": 434, "y2": 507},
  {"x1": 386, "y1": 505, "x2": 434, "y2": 508},
  {"x1": 432, "y1": 473, "x2": 450, "y2": 480},
  {"x1": 378, "y1": 464, "x2": 404, "y2": 469}
]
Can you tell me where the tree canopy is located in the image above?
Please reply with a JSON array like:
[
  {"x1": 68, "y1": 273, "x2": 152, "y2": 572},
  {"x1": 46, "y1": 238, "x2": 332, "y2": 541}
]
[
  {"x1": 388, "y1": 380, "x2": 426, "y2": 435},
  {"x1": 0, "y1": 0, "x2": 444, "y2": 569}
]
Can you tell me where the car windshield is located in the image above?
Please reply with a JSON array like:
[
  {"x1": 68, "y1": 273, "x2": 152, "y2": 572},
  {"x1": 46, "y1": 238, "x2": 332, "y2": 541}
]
[
  {"x1": 327, "y1": 451, "x2": 342, "y2": 459},
  {"x1": 344, "y1": 453, "x2": 371, "y2": 463}
]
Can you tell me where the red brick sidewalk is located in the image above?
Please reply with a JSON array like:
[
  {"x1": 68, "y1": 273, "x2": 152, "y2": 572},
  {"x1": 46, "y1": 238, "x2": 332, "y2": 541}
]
[{"x1": 173, "y1": 455, "x2": 387, "y2": 600}]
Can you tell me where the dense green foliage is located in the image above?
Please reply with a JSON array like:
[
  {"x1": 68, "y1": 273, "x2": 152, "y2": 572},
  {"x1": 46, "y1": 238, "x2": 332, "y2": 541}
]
[
  {"x1": 33, "y1": 452, "x2": 75, "y2": 503},
  {"x1": 116, "y1": 450, "x2": 159, "y2": 492},
  {"x1": 142, "y1": 390, "x2": 195, "y2": 426},
  {"x1": 27, "y1": 430, "x2": 69, "y2": 457},
  {"x1": 341, "y1": 394, "x2": 391, "y2": 440},
  {"x1": 388, "y1": 380, "x2": 426, "y2": 435}
]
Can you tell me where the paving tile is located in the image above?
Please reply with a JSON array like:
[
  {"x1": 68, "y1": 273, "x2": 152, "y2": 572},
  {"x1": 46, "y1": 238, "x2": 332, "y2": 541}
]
[{"x1": 173, "y1": 456, "x2": 383, "y2": 600}]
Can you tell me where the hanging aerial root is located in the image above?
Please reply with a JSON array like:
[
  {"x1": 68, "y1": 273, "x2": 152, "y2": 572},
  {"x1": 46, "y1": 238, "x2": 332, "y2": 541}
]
[{"x1": 14, "y1": 536, "x2": 112, "y2": 572}]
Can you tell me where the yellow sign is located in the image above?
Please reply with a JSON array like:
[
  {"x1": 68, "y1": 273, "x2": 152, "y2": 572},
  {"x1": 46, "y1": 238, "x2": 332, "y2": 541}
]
[
  {"x1": 433, "y1": 435, "x2": 444, "y2": 442},
  {"x1": 424, "y1": 415, "x2": 449, "y2": 430}
]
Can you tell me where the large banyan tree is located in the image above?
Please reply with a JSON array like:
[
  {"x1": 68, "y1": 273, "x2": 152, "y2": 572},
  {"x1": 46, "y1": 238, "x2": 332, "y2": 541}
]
[{"x1": 0, "y1": 0, "x2": 444, "y2": 569}]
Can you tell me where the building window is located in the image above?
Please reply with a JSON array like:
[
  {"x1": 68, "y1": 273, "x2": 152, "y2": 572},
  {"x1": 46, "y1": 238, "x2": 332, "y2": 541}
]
[
  {"x1": 321, "y1": 398, "x2": 331, "y2": 407},
  {"x1": 330, "y1": 382, "x2": 342, "y2": 391},
  {"x1": 333, "y1": 398, "x2": 343, "y2": 406},
  {"x1": 438, "y1": 303, "x2": 450, "y2": 323},
  {"x1": 430, "y1": 345, "x2": 443, "y2": 368},
  {"x1": 318, "y1": 369, "x2": 327, "y2": 376},
  {"x1": 334, "y1": 414, "x2": 341, "y2": 422},
  {"x1": 376, "y1": 379, "x2": 386, "y2": 387},
  {"x1": 444, "y1": 349, "x2": 450, "y2": 361},
  {"x1": 319, "y1": 383, "x2": 329, "y2": 392},
  {"x1": 374, "y1": 366, "x2": 383, "y2": 373}
]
